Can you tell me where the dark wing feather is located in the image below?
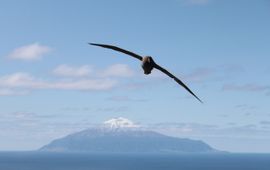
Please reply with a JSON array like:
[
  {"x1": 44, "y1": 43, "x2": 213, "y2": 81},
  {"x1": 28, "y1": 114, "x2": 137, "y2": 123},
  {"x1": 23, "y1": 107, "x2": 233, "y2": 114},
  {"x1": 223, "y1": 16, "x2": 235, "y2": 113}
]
[
  {"x1": 89, "y1": 43, "x2": 143, "y2": 61},
  {"x1": 154, "y1": 63, "x2": 203, "y2": 103}
]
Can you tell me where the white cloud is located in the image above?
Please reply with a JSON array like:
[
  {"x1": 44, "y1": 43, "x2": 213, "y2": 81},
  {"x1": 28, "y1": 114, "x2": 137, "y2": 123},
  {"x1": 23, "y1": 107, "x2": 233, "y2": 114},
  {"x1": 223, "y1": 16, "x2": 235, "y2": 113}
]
[
  {"x1": 100, "y1": 64, "x2": 134, "y2": 77},
  {"x1": 49, "y1": 79, "x2": 117, "y2": 90},
  {"x1": 52, "y1": 64, "x2": 135, "y2": 78},
  {"x1": 7, "y1": 43, "x2": 51, "y2": 60},
  {"x1": 0, "y1": 72, "x2": 45, "y2": 88},
  {"x1": 0, "y1": 63, "x2": 138, "y2": 95},
  {"x1": 0, "y1": 72, "x2": 117, "y2": 92},
  {"x1": 53, "y1": 64, "x2": 92, "y2": 77}
]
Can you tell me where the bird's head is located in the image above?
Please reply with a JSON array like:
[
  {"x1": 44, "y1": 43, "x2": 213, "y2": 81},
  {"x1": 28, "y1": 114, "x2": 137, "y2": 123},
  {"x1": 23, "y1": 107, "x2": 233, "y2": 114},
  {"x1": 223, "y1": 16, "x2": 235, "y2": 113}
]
[{"x1": 143, "y1": 56, "x2": 154, "y2": 63}]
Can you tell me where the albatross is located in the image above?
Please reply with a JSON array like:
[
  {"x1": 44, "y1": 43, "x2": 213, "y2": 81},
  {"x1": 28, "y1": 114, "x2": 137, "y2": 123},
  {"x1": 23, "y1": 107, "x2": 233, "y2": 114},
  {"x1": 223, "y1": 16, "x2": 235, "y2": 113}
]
[{"x1": 89, "y1": 43, "x2": 203, "y2": 103}]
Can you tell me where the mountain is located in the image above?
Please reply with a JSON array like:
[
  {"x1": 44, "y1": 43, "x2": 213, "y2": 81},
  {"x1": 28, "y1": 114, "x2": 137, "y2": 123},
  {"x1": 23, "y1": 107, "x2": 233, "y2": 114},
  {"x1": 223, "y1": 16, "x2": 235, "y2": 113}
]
[{"x1": 40, "y1": 117, "x2": 217, "y2": 153}]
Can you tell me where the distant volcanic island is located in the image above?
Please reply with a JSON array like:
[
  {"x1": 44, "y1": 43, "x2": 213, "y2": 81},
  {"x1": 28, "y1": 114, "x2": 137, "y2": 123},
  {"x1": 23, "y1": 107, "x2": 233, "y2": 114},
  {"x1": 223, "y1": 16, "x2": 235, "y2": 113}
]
[{"x1": 40, "y1": 117, "x2": 218, "y2": 153}]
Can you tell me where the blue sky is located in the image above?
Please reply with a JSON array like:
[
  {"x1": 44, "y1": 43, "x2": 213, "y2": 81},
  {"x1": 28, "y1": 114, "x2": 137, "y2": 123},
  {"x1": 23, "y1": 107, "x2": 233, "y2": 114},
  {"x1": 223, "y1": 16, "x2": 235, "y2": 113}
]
[{"x1": 0, "y1": 0, "x2": 270, "y2": 152}]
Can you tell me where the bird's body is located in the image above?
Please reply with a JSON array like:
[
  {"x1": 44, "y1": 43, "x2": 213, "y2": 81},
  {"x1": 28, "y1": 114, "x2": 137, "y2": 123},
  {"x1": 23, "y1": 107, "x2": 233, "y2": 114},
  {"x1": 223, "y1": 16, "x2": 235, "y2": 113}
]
[
  {"x1": 141, "y1": 56, "x2": 155, "y2": 75},
  {"x1": 89, "y1": 43, "x2": 203, "y2": 103}
]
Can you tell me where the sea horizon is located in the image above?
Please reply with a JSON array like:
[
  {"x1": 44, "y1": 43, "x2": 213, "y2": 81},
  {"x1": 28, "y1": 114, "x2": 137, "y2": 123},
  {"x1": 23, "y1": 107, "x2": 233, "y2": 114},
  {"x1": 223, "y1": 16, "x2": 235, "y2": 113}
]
[{"x1": 1, "y1": 151, "x2": 270, "y2": 170}]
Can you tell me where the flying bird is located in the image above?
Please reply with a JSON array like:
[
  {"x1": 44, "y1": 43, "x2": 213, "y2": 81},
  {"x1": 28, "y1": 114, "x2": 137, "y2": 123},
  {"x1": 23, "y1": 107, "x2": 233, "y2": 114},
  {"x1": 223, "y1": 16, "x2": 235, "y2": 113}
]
[{"x1": 89, "y1": 43, "x2": 203, "y2": 103}]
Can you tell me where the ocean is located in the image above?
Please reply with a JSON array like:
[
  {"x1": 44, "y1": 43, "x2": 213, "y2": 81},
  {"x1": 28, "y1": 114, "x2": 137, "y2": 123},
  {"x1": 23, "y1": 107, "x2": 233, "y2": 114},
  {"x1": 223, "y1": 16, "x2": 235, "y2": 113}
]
[{"x1": 0, "y1": 152, "x2": 270, "y2": 170}]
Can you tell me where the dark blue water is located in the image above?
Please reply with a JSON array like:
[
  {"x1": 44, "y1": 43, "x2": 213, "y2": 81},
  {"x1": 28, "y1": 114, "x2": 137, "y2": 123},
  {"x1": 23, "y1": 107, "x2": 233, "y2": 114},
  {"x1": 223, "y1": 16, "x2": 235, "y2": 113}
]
[{"x1": 0, "y1": 152, "x2": 270, "y2": 170}]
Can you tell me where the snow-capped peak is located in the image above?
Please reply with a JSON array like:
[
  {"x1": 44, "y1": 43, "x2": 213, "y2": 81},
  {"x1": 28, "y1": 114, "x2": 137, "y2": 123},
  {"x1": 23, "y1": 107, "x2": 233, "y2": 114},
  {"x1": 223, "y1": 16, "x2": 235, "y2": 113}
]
[{"x1": 103, "y1": 117, "x2": 140, "y2": 129}]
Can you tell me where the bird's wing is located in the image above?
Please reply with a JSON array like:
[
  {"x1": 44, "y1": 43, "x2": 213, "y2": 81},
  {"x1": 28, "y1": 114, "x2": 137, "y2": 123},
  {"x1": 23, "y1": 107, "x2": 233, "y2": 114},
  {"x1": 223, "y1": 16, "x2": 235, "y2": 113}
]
[
  {"x1": 89, "y1": 43, "x2": 143, "y2": 61},
  {"x1": 154, "y1": 63, "x2": 203, "y2": 103}
]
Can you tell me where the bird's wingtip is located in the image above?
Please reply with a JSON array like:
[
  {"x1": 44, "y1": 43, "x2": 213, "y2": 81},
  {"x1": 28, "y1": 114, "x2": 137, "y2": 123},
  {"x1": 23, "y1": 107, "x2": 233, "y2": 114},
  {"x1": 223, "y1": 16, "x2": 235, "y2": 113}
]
[
  {"x1": 89, "y1": 43, "x2": 106, "y2": 47},
  {"x1": 197, "y1": 97, "x2": 203, "y2": 104}
]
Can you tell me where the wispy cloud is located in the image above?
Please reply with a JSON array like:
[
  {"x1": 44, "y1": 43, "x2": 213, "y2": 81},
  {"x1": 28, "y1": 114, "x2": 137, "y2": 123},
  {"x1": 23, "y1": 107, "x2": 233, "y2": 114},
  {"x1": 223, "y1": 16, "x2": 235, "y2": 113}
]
[
  {"x1": 11, "y1": 112, "x2": 37, "y2": 120},
  {"x1": 222, "y1": 83, "x2": 270, "y2": 93},
  {"x1": 260, "y1": 121, "x2": 270, "y2": 125},
  {"x1": 0, "y1": 88, "x2": 28, "y2": 96},
  {"x1": 107, "y1": 96, "x2": 147, "y2": 102},
  {"x1": 234, "y1": 104, "x2": 258, "y2": 116},
  {"x1": 53, "y1": 64, "x2": 92, "y2": 77},
  {"x1": 7, "y1": 43, "x2": 51, "y2": 61},
  {"x1": 220, "y1": 64, "x2": 245, "y2": 74},
  {"x1": 148, "y1": 122, "x2": 218, "y2": 132},
  {"x1": 235, "y1": 104, "x2": 257, "y2": 109},
  {"x1": 0, "y1": 110, "x2": 92, "y2": 150},
  {"x1": 183, "y1": 67, "x2": 214, "y2": 83},
  {"x1": 94, "y1": 106, "x2": 129, "y2": 113},
  {"x1": 147, "y1": 122, "x2": 270, "y2": 139},
  {"x1": 180, "y1": 64, "x2": 245, "y2": 85}
]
